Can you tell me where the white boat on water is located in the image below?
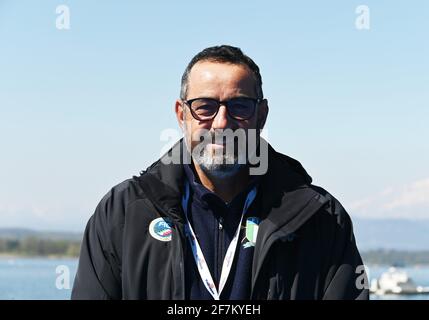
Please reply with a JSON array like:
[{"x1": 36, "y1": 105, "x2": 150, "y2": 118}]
[{"x1": 370, "y1": 267, "x2": 429, "y2": 295}]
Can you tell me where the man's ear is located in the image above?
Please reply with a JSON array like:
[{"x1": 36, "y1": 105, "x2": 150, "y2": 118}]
[
  {"x1": 175, "y1": 99, "x2": 185, "y2": 131},
  {"x1": 257, "y1": 99, "x2": 269, "y2": 130}
]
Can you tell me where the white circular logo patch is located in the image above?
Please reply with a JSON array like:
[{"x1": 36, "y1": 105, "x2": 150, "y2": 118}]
[{"x1": 149, "y1": 217, "x2": 173, "y2": 242}]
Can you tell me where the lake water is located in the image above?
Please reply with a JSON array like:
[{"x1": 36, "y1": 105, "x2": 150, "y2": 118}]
[
  {"x1": 0, "y1": 258, "x2": 428, "y2": 300},
  {"x1": 0, "y1": 258, "x2": 78, "y2": 300}
]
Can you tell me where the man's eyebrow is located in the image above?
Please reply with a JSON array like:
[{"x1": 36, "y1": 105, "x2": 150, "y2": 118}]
[
  {"x1": 224, "y1": 95, "x2": 258, "y2": 101},
  {"x1": 232, "y1": 94, "x2": 253, "y2": 98},
  {"x1": 196, "y1": 94, "x2": 255, "y2": 100}
]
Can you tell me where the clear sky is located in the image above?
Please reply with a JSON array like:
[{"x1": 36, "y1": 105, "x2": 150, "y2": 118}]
[{"x1": 0, "y1": 0, "x2": 428, "y2": 231}]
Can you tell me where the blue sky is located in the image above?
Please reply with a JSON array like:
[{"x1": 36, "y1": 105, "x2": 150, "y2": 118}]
[{"x1": 0, "y1": 0, "x2": 428, "y2": 231}]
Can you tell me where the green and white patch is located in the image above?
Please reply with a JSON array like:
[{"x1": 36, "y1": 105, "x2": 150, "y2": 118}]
[{"x1": 243, "y1": 217, "x2": 260, "y2": 248}]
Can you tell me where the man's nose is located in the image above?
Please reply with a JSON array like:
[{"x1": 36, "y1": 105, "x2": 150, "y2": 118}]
[{"x1": 212, "y1": 105, "x2": 231, "y2": 129}]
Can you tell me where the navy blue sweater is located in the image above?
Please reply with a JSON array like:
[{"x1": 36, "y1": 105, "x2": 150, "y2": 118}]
[{"x1": 183, "y1": 165, "x2": 260, "y2": 300}]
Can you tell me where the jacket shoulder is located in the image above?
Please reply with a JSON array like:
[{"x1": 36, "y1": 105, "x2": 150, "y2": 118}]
[
  {"x1": 72, "y1": 177, "x2": 146, "y2": 300},
  {"x1": 309, "y1": 185, "x2": 353, "y2": 230},
  {"x1": 91, "y1": 176, "x2": 149, "y2": 237},
  {"x1": 98, "y1": 177, "x2": 145, "y2": 211}
]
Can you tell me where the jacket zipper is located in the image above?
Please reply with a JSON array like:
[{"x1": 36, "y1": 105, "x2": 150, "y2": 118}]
[
  {"x1": 177, "y1": 223, "x2": 186, "y2": 299},
  {"x1": 217, "y1": 216, "x2": 224, "y2": 288},
  {"x1": 251, "y1": 232, "x2": 288, "y2": 299},
  {"x1": 250, "y1": 197, "x2": 327, "y2": 299}
]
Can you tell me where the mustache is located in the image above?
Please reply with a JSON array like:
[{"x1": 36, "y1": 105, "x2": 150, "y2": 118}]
[{"x1": 190, "y1": 129, "x2": 245, "y2": 145}]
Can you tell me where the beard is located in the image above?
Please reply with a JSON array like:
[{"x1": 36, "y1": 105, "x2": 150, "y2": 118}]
[
  {"x1": 195, "y1": 143, "x2": 245, "y2": 179},
  {"x1": 183, "y1": 124, "x2": 248, "y2": 179}
]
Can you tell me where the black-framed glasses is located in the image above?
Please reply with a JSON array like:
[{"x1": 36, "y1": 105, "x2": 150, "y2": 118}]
[{"x1": 182, "y1": 97, "x2": 262, "y2": 121}]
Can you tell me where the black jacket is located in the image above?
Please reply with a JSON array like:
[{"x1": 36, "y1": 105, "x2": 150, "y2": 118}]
[{"x1": 71, "y1": 139, "x2": 369, "y2": 300}]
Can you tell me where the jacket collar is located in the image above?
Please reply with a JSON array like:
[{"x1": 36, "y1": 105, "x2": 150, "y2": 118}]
[
  {"x1": 135, "y1": 139, "x2": 186, "y2": 224},
  {"x1": 135, "y1": 138, "x2": 326, "y2": 230}
]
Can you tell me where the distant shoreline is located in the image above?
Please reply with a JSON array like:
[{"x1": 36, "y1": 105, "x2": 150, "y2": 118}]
[
  {"x1": 2, "y1": 230, "x2": 429, "y2": 266},
  {"x1": 0, "y1": 253, "x2": 78, "y2": 259},
  {"x1": 2, "y1": 251, "x2": 429, "y2": 267}
]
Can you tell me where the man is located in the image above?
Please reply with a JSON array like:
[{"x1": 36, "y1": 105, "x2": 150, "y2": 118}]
[{"x1": 72, "y1": 45, "x2": 368, "y2": 300}]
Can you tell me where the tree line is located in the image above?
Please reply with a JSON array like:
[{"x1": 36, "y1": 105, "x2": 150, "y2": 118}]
[
  {"x1": 0, "y1": 237, "x2": 80, "y2": 257},
  {"x1": 361, "y1": 249, "x2": 429, "y2": 266},
  {"x1": 1, "y1": 237, "x2": 428, "y2": 265}
]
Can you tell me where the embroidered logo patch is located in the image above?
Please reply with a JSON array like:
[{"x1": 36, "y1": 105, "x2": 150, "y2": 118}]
[
  {"x1": 149, "y1": 217, "x2": 173, "y2": 242},
  {"x1": 242, "y1": 217, "x2": 260, "y2": 248}
]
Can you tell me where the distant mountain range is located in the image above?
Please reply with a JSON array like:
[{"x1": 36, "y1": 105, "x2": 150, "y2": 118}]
[
  {"x1": 0, "y1": 228, "x2": 82, "y2": 242},
  {"x1": 353, "y1": 218, "x2": 429, "y2": 251},
  {"x1": 0, "y1": 218, "x2": 428, "y2": 251}
]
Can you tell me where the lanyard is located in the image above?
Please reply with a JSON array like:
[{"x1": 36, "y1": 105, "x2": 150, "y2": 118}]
[{"x1": 181, "y1": 180, "x2": 257, "y2": 300}]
